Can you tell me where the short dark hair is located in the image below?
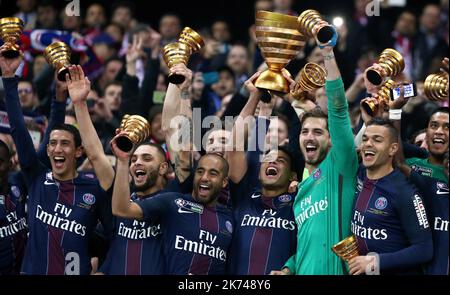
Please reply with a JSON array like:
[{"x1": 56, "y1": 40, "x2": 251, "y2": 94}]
[
  {"x1": 301, "y1": 108, "x2": 329, "y2": 131},
  {"x1": 409, "y1": 128, "x2": 427, "y2": 144},
  {"x1": 366, "y1": 118, "x2": 399, "y2": 143},
  {"x1": 429, "y1": 107, "x2": 449, "y2": 123},
  {"x1": 0, "y1": 139, "x2": 11, "y2": 158},
  {"x1": 133, "y1": 142, "x2": 167, "y2": 163},
  {"x1": 111, "y1": 1, "x2": 135, "y2": 17},
  {"x1": 51, "y1": 124, "x2": 82, "y2": 148},
  {"x1": 200, "y1": 153, "x2": 229, "y2": 177},
  {"x1": 217, "y1": 65, "x2": 235, "y2": 81},
  {"x1": 18, "y1": 78, "x2": 36, "y2": 94}
]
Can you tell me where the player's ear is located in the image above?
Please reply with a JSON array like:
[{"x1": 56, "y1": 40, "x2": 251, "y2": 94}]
[
  {"x1": 159, "y1": 162, "x2": 169, "y2": 176},
  {"x1": 74, "y1": 146, "x2": 83, "y2": 158},
  {"x1": 389, "y1": 142, "x2": 399, "y2": 157},
  {"x1": 222, "y1": 176, "x2": 228, "y2": 189},
  {"x1": 289, "y1": 171, "x2": 297, "y2": 182}
]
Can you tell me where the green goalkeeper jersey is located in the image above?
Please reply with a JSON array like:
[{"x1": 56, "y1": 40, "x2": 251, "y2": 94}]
[{"x1": 284, "y1": 78, "x2": 358, "y2": 275}]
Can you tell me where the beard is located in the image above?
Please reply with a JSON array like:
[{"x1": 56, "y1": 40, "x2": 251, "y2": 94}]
[{"x1": 133, "y1": 169, "x2": 159, "y2": 192}]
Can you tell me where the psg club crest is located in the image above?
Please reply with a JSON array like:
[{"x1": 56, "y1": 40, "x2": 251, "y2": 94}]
[
  {"x1": 313, "y1": 168, "x2": 322, "y2": 180},
  {"x1": 375, "y1": 197, "x2": 388, "y2": 210},
  {"x1": 82, "y1": 193, "x2": 96, "y2": 205},
  {"x1": 278, "y1": 194, "x2": 292, "y2": 203}
]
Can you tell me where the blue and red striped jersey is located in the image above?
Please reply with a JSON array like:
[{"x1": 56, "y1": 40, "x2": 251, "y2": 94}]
[
  {"x1": 100, "y1": 191, "x2": 164, "y2": 275},
  {"x1": 352, "y1": 167, "x2": 433, "y2": 274},
  {"x1": 0, "y1": 172, "x2": 28, "y2": 274},
  {"x1": 409, "y1": 171, "x2": 448, "y2": 275},
  {"x1": 137, "y1": 192, "x2": 233, "y2": 275}
]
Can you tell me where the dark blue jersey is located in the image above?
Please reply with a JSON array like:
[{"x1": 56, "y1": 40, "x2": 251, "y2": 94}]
[
  {"x1": 352, "y1": 167, "x2": 433, "y2": 274},
  {"x1": 409, "y1": 171, "x2": 448, "y2": 275},
  {"x1": 3, "y1": 77, "x2": 113, "y2": 275},
  {"x1": 0, "y1": 172, "x2": 28, "y2": 274},
  {"x1": 100, "y1": 191, "x2": 164, "y2": 275},
  {"x1": 137, "y1": 192, "x2": 234, "y2": 275},
  {"x1": 228, "y1": 182, "x2": 296, "y2": 275}
]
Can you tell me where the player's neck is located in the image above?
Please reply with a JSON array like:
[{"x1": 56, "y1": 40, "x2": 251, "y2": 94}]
[
  {"x1": 262, "y1": 187, "x2": 287, "y2": 198},
  {"x1": 366, "y1": 163, "x2": 394, "y2": 180},
  {"x1": 53, "y1": 170, "x2": 78, "y2": 182},
  {"x1": 428, "y1": 154, "x2": 444, "y2": 166},
  {"x1": 306, "y1": 163, "x2": 318, "y2": 175},
  {"x1": 137, "y1": 178, "x2": 166, "y2": 196}
]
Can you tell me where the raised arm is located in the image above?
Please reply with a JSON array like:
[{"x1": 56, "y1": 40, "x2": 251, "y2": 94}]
[
  {"x1": 226, "y1": 72, "x2": 262, "y2": 183},
  {"x1": 0, "y1": 46, "x2": 39, "y2": 174},
  {"x1": 67, "y1": 65, "x2": 115, "y2": 191},
  {"x1": 162, "y1": 64, "x2": 193, "y2": 183},
  {"x1": 319, "y1": 27, "x2": 358, "y2": 176},
  {"x1": 110, "y1": 135, "x2": 144, "y2": 220}
]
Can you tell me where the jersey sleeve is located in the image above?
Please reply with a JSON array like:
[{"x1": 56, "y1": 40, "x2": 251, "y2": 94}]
[
  {"x1": 326, "y1": 78, "x2": 358, "y2": 177},
  {"x1": 283, "y1": 254, "x2": 296, "y2": 275},
  {"x1": 378, "y1": 189, "x2": 433, "y2": 271},
  {"x1": 96, "y1": 185, "x2": 114, "y2": 242},
  {"x1": 2, "y1": 77, "x2": 42, "y2": 178},
  {"x1": 136, "y1": 192, "x2": 175, "y2": 222}
]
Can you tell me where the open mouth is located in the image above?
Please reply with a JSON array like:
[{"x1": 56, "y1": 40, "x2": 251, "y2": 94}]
[
  {"x1": 305, "y1": 143, "x2": 318, "y2": 157},
  {"x1": 134, "y1": 169, "x2": 147, "y2": 182},
  {"x1": 198, "y1": 183, "x2": 210, "y2": 195},
  {"x1": 363, "y1": 150, "x2": 375, "y2": 161},
  {"x1": 432, "y1": 138, "x2": 446, "y2": 148},
  {"x1": 53, "y1": 156, "x2": 66, "y2": 169},
  {"x1": 265, "y1": 166, "x2": 279, "y2": 177}
]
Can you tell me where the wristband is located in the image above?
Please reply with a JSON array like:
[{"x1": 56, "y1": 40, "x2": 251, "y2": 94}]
[{"x1": 389, "y1": 109, "x2": 402, "y2": 120}]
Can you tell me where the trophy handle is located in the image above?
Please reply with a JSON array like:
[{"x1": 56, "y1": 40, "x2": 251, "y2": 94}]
[
  {"x1": 168, "y1": 73, "x2": 186, "y2": 85},
  {"x1": 316, "y1": 25, "x2": 335, "y2": 45},
  {"x1": 366, "y1": 69, "x2": 383, "y2": 86},
  {"x1": 362, "y1": 100, "x2": 377, "y2": 117},
  {"x1": 116, "y1": 135, "x2": 134, "y2": 153},
  {"x1": 1, "y1": 44, "x2": 20, "y2": 59},
  {"x1": 57, "y1": 67, "x2": 70, "y2": 82}
]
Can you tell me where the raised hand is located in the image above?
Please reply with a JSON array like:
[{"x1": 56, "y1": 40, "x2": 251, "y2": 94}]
[
  {"x1": 126, "y1": 35, "x2": 146, "y2": 65},
  {"x1": 66, "y1": 65, "x2": 91, "y2": 104},
  {"x1": 55, "y1": 71, "x2": 68, "y2": 101},
  {"x1": 389, "y1": 83, "x2": 408, "y2": 110},
  {"x1": 243, "y1": 71, "x2": 262, "y2": 95},
  {"x1": 110, "y1": 133, "x2": 133, "y2": 160},
  {"x1": 169, "y1": 63, "x2": 193, "y2": 92},
  {"x1": 0, "y1": 45, "x2": 23, "y2": 78}
]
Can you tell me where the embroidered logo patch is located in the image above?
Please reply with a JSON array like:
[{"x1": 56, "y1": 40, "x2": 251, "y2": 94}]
[
  {"x1": 374, "y1": 197, "x2": 388, "y2": 210},
  {"x1": 82, "y1": 193, "x2": 96, "y2": 205}
]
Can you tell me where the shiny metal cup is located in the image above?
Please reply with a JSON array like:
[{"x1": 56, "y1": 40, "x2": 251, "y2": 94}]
[
  {"x1": 332, "y1": 235, "x2": 359, "y2": 262},
  {"x1": 0, "y1": 17, "x2": 24, "y2": 59},
  {"x1": 424, "y1": 73, "x2": 448, "y2": 101},
  {"x1": 291, "y1": 62, "x2": 326, "y2": 100},
  {"x1": 163, "y1": 27, "x2": 204, "y2": 85},
  {"x1": 297, "y1": 9, "x2": 335, "y2": 46},
  {"x1": 255, "y1": 10, "x2": 307, "y2": 102},
  {"x1": 44, "y1": 41, "x2": 72, "y2": 81},
  {"x1": 117, "y1": 115, "x2": 151, "y2": 152},
  {"x1": 366, "y1": 48, "x2": 405, "y2": 86},
  {"x1": 362, "y1": 79, "x2": 396, "y2": 116}
]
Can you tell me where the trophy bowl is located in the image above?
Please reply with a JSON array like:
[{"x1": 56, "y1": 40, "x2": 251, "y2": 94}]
[
  {"x1": 362, "y1": 79, "x2": 396, "y2": 116},
  {"x1": 291, "y1": 62, "x2": 326, "y2": 100},
  {"x1": 162, "y1": 27, "x2": 204, "y2": 85},
  {"x1": 424, "y1": 73, "x2": 448, "y2": 101},
  {"x1": 117, "y1": 115, "x2": 151, "y2": 152},
  {"x1": 332, "y1": 235, "x2": 359, "y2": 261},
  {"x1": 366, "y1": 48, "x2": 404, "y2": 86},
  {"x1": 44, "y1": 41, "x2": 72, "y2": 81},
  {"x1": 0, "y1": 17, "x2": 24, "y2": 59},
  {"x1": 255, "y1": 11, "x2": 307, "y2": 102},
  {"x1": 297, "y1": 10, "x2": 335, "y2": 45}
]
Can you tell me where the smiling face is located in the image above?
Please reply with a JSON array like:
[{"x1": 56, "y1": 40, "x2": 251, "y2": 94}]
[
  {"x1": 193, "y1": 155, "x2": 228, "y2": 206},
  {"x1": 47, "y1": 130, "x2": 82, "y2": 181},
  {"x1": 130, "y1": 145, "x2": 166, "y2": 193},
  {"x1": 426, "y1": 112, "x2": 449, "y2": 160},
  {"x1": 259, "y1": 149, "x2": 293, "y2": 190},
  {"x1": 299, "y1": 117, "x2": 331, "y2": 167},
  {"x1": 361, "y1": 125, "x2": 398, "y2": 170}
]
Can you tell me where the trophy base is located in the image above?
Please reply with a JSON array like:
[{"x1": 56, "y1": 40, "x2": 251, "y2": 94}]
[
  {"x1": 362, "y1": 100, "x2": 376, "y2": 117},
  {"x1": 1, "y1": 49, "x2": 20, "y2": 59},
  {"x1": 57, "y1": 68, "x2": 70, "y2": 82},
  {"x1": 255, "y1": 69, "x2": 289, "y2": 97},
  {"x1": 168, "y1": 73, "x2": 186, "y2": 85},
  {"x1": 366, "y1": 69, "x2": 383, "y2": 86},
  {"x1": 116, "y1": 136, "x2": 134, "y2": 153},
  {"x1": 317, "y1": 25, "x2": 335, "y2": 45}
]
